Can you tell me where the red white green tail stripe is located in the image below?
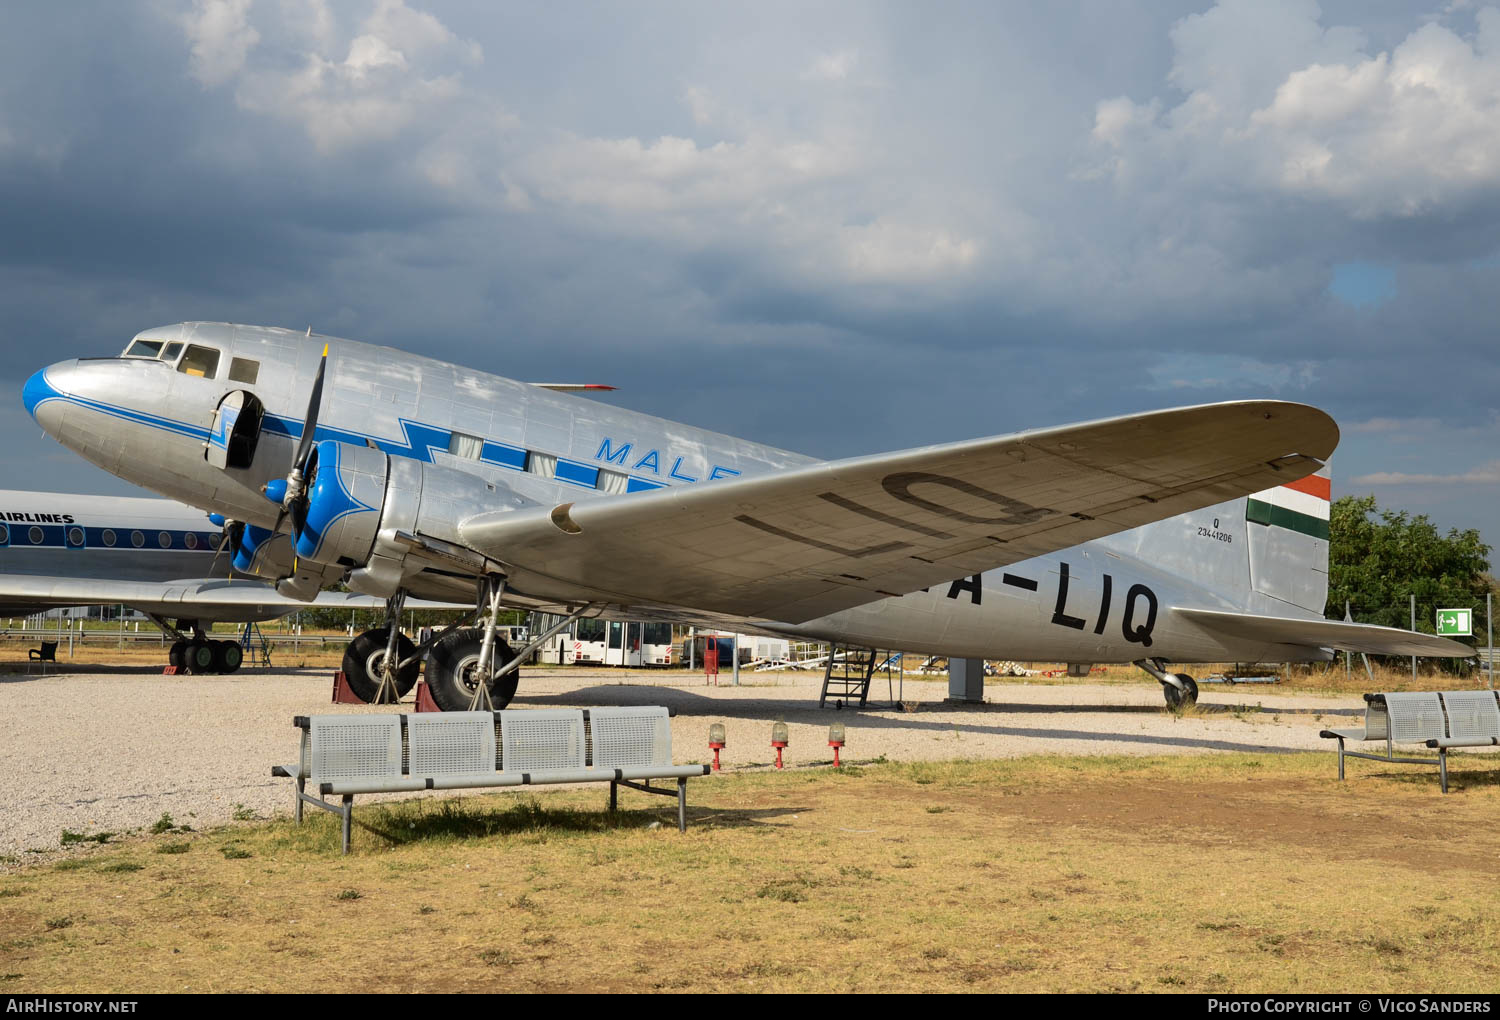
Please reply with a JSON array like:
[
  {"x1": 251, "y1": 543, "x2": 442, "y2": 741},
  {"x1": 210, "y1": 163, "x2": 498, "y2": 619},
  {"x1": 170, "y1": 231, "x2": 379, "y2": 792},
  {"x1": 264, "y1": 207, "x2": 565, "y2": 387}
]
[{"x1": 1246, "y1": 469, "x2": 1330, "y2": 541}]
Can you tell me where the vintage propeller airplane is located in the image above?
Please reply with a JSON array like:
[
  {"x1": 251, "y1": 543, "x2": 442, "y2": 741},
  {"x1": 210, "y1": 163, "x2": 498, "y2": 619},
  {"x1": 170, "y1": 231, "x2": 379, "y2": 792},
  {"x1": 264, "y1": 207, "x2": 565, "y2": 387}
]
[{"x1": 24, "y1": 322, "x2": 1468, "y2": 709}]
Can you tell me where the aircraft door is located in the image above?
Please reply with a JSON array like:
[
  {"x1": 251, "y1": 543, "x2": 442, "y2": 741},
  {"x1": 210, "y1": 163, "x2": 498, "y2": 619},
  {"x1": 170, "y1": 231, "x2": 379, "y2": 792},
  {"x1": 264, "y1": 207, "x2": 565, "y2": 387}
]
[{"x1": 207, "y1": 391, "x2": 265, "y2": 471}]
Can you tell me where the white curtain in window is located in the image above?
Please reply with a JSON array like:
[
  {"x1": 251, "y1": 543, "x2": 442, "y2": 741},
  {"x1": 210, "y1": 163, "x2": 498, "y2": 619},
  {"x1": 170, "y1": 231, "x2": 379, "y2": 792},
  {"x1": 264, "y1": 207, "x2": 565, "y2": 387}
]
[
  {"x1": 447, "y1": 432, "x2": 484, "y2": 460},
  {"x1": 596, "y1": 469, "x2": 631, "y2": 495},
  {"x1": 527, "y1": 452, "x2": 557, "y2": 478}
]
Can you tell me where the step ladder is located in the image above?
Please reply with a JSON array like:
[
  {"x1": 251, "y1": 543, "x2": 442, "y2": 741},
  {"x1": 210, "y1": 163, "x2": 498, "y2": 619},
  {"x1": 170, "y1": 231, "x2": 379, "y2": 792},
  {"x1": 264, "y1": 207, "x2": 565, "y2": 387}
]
[{"x1": 819, "y1": 644, "x2": 877, "y2": 708}]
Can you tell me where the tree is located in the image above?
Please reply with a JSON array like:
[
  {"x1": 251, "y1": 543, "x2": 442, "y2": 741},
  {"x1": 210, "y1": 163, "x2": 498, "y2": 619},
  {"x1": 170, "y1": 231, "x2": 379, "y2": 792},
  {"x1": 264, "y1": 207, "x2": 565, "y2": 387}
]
[{"x1": 1327, "y1": 495, "x2": 1493, "y2": 653}]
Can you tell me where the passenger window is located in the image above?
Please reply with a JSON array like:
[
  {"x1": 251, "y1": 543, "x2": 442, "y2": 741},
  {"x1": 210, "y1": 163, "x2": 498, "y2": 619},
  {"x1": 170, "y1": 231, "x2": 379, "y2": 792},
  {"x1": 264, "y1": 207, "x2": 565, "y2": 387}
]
[
  {"x1": 229, "y1": 358, "x2": 259, "y2": 384},
  {"x1": 123, "y1": 340, "x2": 163, "y2": 358},
  {"x1": 160, "y1": 342, "x2": 184, "y2": 363},
  {"x1": 527, "y1": 452, "x2": 557, "y2": 479},
  {"x1": 177, "y1": 345, "x2": 220, "y2": 378},
  {"x1": 448, "y1": 431, "x2": 483, "y2": 460}
]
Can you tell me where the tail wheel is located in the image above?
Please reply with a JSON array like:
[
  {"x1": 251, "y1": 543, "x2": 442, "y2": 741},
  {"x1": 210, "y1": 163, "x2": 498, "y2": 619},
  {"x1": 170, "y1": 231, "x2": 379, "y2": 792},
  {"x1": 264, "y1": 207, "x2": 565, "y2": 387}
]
[
  {"x1": 1163, "y1": 673, "x2": 1199, "y2": 710},
  {"x1": 341, "y1": 627, "x2": 420, "y2": 703},
  {"x1": 427, "y1": 627, "x2": 517, "y2": 711}
]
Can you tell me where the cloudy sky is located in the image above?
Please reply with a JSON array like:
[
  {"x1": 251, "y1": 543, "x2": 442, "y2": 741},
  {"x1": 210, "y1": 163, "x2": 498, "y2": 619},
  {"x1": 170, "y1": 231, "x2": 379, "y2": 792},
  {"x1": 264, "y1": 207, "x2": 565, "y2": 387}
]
[{"x1": 3, "y1": 0, "x2": 1498, "y2": 546}]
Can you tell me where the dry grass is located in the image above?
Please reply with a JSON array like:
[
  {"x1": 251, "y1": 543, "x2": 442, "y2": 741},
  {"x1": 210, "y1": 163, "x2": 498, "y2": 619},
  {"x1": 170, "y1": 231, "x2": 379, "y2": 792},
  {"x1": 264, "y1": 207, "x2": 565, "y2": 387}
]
[{"x1": 3, "y1": 753, "x2": 1498, "y2": 993}]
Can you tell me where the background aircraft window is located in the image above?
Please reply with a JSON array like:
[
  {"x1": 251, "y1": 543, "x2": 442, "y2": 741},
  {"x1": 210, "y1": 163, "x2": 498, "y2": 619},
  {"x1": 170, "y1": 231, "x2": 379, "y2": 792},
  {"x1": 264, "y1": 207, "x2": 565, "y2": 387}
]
[
  {"x1": 177, "y1": 345, "x2": 220, "y2": 378},
  {"x1": 228, "y1": 358, "x2": 260, "y2": 384},
  {"x1": 596, "y1": 469, "x2": 630, "y2": 495},
  {"x1": 101, "y1": 529, "x2": 116, "y2": 547},
  {"x1": 527, "y1": 452, "x2": 557, "y2": 479},
  {"x1": 123, "y1": 339, "x2": 163, "y2": 358},
  {"x1": 160, "y1": 342, "x2": 184, "y2": 362},
  {"x1": 158, "y1": 531, "x2": 173, "y2": 549},
  {"x1": 0, "y1": 525, "x2": 9, "y2": 544},
  {"x1": 131, "y1": 530, "x2": 145, "y2": 548},
  {"x1": 184, "y1": 533, "x2": 199, "y2": 550},
  {"x1": 448, "y1": 431, "x2": 483, "y2": 460},
  {"x1": 67, "y1": 527, "x2": 84, "y2": 547},
  {"x1": 28, "y1": 526, "x2": 43, "y2": 544}
]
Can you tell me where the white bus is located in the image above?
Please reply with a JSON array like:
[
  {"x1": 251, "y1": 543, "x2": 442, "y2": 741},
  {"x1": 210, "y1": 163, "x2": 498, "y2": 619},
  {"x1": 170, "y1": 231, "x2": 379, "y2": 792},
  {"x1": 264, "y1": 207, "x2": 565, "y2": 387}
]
[
  {"x1": 604, "y1": 621, "x2": 674, "y2": 666},
  {"x1": 531, "y1": 614, "x2": 674, "y2": 667}
]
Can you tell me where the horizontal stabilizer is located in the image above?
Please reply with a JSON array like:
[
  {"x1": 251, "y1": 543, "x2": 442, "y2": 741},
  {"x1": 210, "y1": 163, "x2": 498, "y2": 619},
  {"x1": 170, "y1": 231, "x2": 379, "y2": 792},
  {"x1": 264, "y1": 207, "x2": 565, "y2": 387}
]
[{"x1": 1175, "y1": 607, "x2": 1473, "y2": 657}]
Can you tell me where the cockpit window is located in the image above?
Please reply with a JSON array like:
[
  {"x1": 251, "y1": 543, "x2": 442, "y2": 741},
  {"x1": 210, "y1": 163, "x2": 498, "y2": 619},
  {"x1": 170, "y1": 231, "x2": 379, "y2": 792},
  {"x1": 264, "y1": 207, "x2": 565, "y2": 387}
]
[
  {"x1": 161, "y1": 342, "x2": 183, "y2": 363},
  {"x1": 123, "y1": 339, "x2": 164, "y2": 359},
  {"x1": 177, "y1": 345, "x2": 221, "y2": 379}
]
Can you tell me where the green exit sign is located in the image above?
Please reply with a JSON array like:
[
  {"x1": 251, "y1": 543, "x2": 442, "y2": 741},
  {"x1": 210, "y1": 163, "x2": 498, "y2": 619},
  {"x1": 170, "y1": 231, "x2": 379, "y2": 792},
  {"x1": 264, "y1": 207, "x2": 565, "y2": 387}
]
[{"x1": 1436, "y1": 609, "x2": 1472, "y2": 637}]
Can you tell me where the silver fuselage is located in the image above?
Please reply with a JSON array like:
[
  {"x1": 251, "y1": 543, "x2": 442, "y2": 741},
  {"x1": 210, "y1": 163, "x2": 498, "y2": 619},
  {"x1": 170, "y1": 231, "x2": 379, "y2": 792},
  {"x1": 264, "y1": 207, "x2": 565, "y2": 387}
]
[{"x1": 26, "y1": 322, "x2": 1332, "y2": 664}]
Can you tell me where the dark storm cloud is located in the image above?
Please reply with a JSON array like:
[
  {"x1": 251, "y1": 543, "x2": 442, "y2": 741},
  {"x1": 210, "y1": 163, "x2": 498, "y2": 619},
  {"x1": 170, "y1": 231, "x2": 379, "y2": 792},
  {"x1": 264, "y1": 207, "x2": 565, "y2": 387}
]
[{"x1": 1, "y1": 0, "x2": 1497, "y2": 541}]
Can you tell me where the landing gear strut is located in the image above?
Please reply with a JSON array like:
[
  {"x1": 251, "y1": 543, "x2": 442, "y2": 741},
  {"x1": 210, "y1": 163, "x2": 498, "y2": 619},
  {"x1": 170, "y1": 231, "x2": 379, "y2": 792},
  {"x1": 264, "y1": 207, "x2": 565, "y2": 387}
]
[
  {"x1": 425, "y1": 576, "x2": 516, "y2": 711},
  {"x1": 1135, "y1": 657, "x2": 1198, "y2": 710},
  {"x1": 419, "y1": 578, "x2": 601, "y2": 712},
  {"x1": 337, "y1": 591, "x2": 420, "y2": 704}
]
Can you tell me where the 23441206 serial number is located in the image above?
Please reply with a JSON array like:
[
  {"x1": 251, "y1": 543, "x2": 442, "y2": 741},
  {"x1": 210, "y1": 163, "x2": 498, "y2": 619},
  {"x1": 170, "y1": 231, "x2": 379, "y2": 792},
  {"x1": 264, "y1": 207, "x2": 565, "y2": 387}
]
[{"x1": 1197, "y1": 526, "x2": 1233, "y2": 543}]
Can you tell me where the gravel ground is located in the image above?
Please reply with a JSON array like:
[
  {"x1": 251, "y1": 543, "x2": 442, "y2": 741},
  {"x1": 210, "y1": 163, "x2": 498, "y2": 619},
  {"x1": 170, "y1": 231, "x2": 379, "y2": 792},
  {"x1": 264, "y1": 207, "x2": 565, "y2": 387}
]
[{"x1": 0, "y1": 665, "x2": 1375, "y2": 861}]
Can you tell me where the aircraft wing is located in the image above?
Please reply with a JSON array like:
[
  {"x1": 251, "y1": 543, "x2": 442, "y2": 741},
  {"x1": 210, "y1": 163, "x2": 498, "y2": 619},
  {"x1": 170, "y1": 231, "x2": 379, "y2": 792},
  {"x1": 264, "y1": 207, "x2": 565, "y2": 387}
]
[
  {"x1": 1174, "y1": 607, "x2": 1473, "y2": 657},
  {"x1": 459, "y1": 400, "x2": 1339, "y2": 624},
  {"x1": 0, "y1": 575, "x2": 463, "y2": 621}
]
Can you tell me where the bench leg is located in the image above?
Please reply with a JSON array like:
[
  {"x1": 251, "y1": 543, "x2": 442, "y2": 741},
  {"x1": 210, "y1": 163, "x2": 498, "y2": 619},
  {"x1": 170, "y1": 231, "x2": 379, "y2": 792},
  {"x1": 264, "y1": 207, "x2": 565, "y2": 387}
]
[
  {"x1": 296, "y1": 778, "x2": 305, "y2": 824},
  {"x1": 341, "y1": 795, "x2": 353, "y2": 854},
  {"x1": 609, "y1": 781, "x2": 617, "y2": 813},
  {"x1": 677, "y1": 778, "x2": 687, "y2": 832},
  {"x1": 1337, "y1": 739, "x2": 1345, "y2": 781},
  {"x1": 1440, "y1": 750, "x2": 1448, "y2": 794}
]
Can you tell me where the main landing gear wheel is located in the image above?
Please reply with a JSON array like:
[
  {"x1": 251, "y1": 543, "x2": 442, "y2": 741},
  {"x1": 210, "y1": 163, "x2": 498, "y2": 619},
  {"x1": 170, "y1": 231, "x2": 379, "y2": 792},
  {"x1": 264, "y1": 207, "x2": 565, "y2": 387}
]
[
  {"x1": 183, "y1": 640, "x2": 216, "y2": 675},
  {"x1": 342, "y1": 627, "x2": 420, "y2": 703},
  {"x1": 1163, "y1": 673, "x2": 1199, "y2": 710},
  {"x1": 168, "y1": 640, "x2": 187, "y2": 670},
  {"x1": 209, "y1": 640, "x2": 244, "y2": 675},
  {"x1": 427, "y1": 627, "x2": 517, "y2": 712}
]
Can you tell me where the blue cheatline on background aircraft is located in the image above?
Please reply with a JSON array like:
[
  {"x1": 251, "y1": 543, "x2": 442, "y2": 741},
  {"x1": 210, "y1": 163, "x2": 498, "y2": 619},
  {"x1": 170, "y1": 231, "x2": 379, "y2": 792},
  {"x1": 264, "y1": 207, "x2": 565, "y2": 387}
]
[
  {"x1": 24, "y1": 323, "x2": 1468, "y2": 710},
  {"x1": 0, "y1": 487, "x2": 460, "y2": 676}
]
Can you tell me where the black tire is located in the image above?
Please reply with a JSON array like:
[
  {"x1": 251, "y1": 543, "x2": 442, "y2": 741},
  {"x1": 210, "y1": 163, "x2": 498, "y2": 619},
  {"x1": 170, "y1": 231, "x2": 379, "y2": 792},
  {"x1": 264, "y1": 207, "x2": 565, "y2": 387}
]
[
  {"x1": 183, "y1": 641, "x2": 215, "y2": 675},
  {"x1": 168, "y1": 640, "x2": 186, "y2": 670},
  {"x1": 427, "y1": 627, "x2": 517, "y2": 711},
  {"x1": 220, "y1": 641, "x2": 244, "y2": 674},
  {"x1": 341, "y1": 627, "x2": 420, "y2": 704},
  {"x1": 1163, "y1": 673, "x2": 1198, "y2": 710}
]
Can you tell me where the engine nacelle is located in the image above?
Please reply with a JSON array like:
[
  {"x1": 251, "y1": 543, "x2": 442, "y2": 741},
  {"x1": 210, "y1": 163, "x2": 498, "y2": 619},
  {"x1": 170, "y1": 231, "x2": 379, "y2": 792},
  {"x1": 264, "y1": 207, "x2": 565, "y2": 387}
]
[{"x1": 295, "y1": 439, "x2": 538, "y2": 598}]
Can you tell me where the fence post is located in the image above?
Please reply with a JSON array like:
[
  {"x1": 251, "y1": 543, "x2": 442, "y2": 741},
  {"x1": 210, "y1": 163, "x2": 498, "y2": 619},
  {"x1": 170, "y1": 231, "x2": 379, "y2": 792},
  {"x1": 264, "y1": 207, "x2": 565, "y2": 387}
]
[{"x1": 1411, "y1": 593, "x2": 1417, "y2": 683}]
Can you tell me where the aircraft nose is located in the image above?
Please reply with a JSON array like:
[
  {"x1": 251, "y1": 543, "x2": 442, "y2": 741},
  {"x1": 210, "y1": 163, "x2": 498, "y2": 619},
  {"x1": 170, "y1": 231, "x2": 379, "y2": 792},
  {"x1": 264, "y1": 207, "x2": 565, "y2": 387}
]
[{"x1": 24, "y1": 361, "x2": 77, "y2": 435}]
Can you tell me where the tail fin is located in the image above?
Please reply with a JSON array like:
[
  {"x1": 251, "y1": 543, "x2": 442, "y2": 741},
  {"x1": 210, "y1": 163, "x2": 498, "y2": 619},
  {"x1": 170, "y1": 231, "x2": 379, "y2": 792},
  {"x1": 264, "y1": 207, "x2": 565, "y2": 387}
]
[
  {"x1": 1094, "y1": 463, "x2": 1330, "y2": 616},
  {"x1": 1245, "y1": 463, "x2": 1330, "y2": 614}
]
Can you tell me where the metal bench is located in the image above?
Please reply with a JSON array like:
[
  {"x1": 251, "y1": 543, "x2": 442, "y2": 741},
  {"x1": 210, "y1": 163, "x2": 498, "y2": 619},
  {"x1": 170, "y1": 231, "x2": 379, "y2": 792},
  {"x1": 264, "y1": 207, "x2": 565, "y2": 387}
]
[
  {"x1": 1320, "y1": 691, "x2": 1500, "y2": 792},
  {"x1": 272, "y1": 706, "x2": 709, "y2": 852}
]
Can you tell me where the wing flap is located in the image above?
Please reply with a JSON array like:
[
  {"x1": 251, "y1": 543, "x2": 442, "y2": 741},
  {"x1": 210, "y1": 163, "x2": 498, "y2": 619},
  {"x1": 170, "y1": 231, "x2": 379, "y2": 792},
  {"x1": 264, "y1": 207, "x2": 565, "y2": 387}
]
[
  {"x1": 460, "y1": 401, "x2": 1338, "y2": 624},
  {"x1": 1175, "y1": 607, "x2": 1473, "y2": 657}
]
